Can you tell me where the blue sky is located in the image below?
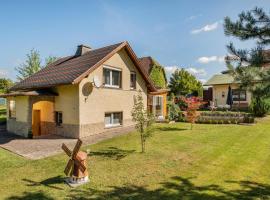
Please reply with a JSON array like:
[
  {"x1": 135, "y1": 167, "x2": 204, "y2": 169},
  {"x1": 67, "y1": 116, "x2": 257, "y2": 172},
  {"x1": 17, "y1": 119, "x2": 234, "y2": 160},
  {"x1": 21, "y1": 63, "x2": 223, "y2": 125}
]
[{"x1": 0, "y1": 0, "x2": 269, "y2": 82}]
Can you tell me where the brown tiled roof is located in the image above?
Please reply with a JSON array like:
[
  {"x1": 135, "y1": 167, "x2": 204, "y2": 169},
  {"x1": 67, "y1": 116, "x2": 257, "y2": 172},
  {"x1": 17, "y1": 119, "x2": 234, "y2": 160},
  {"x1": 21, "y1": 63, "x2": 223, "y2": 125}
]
[
  {"x1": 11, "y1": 42, "x2": 156, "y2": 92},
  {"x1": 138, "y1": 56, "x2": 153, "y2": 75}
]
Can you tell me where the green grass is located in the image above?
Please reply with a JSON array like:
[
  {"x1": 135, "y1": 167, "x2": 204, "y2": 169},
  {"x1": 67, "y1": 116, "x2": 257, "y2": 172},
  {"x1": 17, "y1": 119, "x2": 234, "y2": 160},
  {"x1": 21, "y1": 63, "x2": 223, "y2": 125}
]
[{"x1": 1, "y1": 117, "x2": 270, "y2": 199}]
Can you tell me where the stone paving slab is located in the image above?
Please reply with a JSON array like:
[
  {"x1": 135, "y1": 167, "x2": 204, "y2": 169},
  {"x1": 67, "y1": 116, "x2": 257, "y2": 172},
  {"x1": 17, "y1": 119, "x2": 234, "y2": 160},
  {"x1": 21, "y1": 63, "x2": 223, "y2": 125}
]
[{"x1": 0, "y1": 125, "x2": 134, "y2": 160}]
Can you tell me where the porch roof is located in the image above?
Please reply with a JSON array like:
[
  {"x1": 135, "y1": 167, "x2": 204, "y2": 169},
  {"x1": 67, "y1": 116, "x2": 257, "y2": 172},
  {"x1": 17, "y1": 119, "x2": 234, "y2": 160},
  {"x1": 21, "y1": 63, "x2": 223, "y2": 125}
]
[{"x1": 0, "y1": 90, "x2": 58, "y2": 97}]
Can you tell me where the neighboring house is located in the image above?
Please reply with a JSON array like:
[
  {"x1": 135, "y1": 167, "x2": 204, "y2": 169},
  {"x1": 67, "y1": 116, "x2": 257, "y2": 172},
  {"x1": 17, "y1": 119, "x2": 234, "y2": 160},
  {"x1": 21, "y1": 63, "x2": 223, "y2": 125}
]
[
  {"x1": 139, "y1": 56, "x2": 168, "y2": 120},
  {"x1": 205, "y1": 50, "x2": 270, "y2": 109},
  {"x1": 204, "y1": 71, "x2": 252, "y2": 109},
  {"x1": 0, "y1": 42, "x2": 158, "y2": 138}
]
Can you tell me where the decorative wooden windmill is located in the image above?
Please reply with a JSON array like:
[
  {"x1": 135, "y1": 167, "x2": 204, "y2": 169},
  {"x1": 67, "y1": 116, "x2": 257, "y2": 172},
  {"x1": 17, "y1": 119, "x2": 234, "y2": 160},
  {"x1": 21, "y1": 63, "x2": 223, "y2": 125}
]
[{"x1": 62, "y1": 139, "x2": 89, "y2": 186}]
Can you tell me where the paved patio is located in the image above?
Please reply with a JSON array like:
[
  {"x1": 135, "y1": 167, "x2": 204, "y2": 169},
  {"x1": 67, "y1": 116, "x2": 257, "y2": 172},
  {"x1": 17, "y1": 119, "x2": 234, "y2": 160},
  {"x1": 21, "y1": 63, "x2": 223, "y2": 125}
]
[{"x1": 0, "y1": 125, "x2": 134, "y2": 160}]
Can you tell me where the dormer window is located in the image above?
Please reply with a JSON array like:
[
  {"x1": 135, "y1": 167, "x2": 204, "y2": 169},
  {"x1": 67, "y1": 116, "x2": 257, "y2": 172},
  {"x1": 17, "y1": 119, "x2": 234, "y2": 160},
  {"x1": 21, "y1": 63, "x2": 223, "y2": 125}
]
[{"x1": 103, "y1": 66, "x2": 122, "y2": 88}]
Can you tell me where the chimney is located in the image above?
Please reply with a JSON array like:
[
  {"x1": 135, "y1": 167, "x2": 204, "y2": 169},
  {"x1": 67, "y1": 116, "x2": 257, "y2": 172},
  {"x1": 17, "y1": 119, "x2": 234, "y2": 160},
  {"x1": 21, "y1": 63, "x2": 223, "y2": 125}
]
[{"x1": 75, "y1": 44, "x2": 91, "y2": 56}]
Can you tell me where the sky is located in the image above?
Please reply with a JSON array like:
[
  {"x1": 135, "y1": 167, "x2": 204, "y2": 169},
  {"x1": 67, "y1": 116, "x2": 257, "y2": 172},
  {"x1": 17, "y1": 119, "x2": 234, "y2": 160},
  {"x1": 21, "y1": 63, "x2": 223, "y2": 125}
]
[{"x1": 0, "y1": 0, "x2": 269, "y2": 83}]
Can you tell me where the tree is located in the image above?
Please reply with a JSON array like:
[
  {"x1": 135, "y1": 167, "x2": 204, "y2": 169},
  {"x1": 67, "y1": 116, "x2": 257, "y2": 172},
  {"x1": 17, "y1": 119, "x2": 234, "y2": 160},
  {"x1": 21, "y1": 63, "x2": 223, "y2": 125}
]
[
  {"x1": 169, "y1": 69, "x2": 203, "y2": 96},
  {"x1": 224, "y1": 7, "x2": 270, "y2": 116},
  {"x1": 182, "y1": 97, "x2": 205, "y2": 130},
  {"x1": 45, "y1": 56, "x2": 58, "y2": 66},
  {"x1": 0, "y1": 78, "x2": 14, "y2": 93},
  {"x1": 131, "y1": 91, "x2": 154, "y2": 153},
  {"x1": 16, "y1": 49, "x2": 58, "y2": 81}
]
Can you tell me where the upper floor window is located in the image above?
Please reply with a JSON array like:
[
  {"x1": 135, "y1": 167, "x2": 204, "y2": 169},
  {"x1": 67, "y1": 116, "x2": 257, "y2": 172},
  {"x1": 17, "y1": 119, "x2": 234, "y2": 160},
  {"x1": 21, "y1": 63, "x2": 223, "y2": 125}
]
[
  {"x1": 9, "y1": 100, "x2": 16, "y2": 118},
  {"x1": 130, "y1": 72, "x2": 136, "y2": 89},
  {"x1": 232, "y1": 89, "x2": 246, "y2": 101},
  {"x1": 103, "y1": 66, "x2": 122, "y2": 88}
]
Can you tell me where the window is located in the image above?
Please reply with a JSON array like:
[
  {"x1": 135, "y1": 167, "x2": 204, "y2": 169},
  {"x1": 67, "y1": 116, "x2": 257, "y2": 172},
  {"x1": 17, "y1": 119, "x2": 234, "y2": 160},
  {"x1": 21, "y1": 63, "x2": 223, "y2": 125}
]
[
  {"x1": 103, "y1": 67, "x2": 122, "y2": 88},
  {"x1": 104, "y1": 112, "x2": 123, "y2": 127},
  {"x1": 55, "y1": 112, "x2": 63, "y2": 126},
  {"x1": 153, "y1": 96, "x2": 163, "y2": 117},
  {"x1": 9, "y1": 100, "x2": 16, "y2": 118},
  {"x1": 232, "y1": 89, "x2": 246, "y2": 101},
  {"x1": 130, "y1": 72, "x2": 136, "y2": 89}
]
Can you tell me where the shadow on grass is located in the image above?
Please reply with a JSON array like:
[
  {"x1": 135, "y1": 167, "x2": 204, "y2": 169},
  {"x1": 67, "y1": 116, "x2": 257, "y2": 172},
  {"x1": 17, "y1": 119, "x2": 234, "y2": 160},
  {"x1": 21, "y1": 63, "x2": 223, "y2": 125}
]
[
  {"x1": 22, "y1": 175, "x2": 65, "y2": 190},
  {"x1": 67, "y1": 176, "x2": 270, "y2": 200},
  {"x1": 6, "y1": 191, "x2": 54, "y2": 200},
  {"x1": 89, "y1": 147, "x2": 135, "y2": 160}
]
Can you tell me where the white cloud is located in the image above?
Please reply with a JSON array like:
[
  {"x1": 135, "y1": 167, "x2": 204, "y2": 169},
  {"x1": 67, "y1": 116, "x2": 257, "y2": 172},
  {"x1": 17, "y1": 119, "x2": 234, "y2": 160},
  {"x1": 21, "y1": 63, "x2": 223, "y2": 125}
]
[
  {"x1": 0, "y1": 69, "x2": 8, "y2": 78},
  {"x1": 164, "y1": 65, "x2": 179, "y2": 74},
  {"x1": 191, "y1": 21, "x2": 219, "y2": 34},
  {"x1": 187, "y1": 14, "x2": 202, "y2": 21},
  {"x1": 199, "y1": 79, "x2": 207, "y2": 84},
  {"x1": 186, "y1": 67, "x2": 207, "y2": 76},
  {"x1": 197, "y1": 56, "x2": 225, "y2": 64}
]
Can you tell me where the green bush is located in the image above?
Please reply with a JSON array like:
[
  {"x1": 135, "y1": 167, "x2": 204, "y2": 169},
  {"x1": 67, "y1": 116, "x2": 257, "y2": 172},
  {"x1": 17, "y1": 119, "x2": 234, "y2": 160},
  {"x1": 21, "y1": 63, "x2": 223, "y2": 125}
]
[
  {"x1": 249, "y1": 97, "x2": 270, "y2": 117},
  {"x1": 168, "y1": 102, "x2": 181, "y2": 121}
]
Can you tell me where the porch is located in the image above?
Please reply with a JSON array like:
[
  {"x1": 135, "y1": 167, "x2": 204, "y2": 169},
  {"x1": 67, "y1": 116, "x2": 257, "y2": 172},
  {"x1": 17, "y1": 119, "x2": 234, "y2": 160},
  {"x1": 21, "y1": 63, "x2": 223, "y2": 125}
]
[{"x1": 2, "y1": 90, "x2": 58, "y2": 138}]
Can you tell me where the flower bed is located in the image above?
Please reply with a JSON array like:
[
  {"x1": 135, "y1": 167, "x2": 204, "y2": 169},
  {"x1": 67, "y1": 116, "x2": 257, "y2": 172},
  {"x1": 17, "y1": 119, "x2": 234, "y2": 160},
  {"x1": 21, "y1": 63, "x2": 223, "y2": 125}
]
[{"x1": 196, "y1": 111, "x2": 255, "y2": 124}]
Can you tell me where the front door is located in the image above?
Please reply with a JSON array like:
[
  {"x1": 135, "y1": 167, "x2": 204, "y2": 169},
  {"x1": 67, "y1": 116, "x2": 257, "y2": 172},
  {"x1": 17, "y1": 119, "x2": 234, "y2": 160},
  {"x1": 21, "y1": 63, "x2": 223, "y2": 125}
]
[{"x1": 32, "y1": 110, "x2": 41, "y2": 136}]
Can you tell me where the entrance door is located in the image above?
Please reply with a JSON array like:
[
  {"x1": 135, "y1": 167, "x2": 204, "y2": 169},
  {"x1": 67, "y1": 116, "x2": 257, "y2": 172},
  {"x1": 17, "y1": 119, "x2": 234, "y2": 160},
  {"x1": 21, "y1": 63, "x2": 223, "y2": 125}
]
[{"x1": 32, "y1": 110, "x2": 41, "y2": 136}]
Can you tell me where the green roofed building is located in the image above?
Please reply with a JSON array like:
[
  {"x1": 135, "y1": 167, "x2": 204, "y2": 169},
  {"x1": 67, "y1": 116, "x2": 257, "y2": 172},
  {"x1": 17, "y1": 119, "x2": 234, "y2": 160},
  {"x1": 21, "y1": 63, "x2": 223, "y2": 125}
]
[{"x1": 204, "y1": 71, "x2": 252, "y2": 109}]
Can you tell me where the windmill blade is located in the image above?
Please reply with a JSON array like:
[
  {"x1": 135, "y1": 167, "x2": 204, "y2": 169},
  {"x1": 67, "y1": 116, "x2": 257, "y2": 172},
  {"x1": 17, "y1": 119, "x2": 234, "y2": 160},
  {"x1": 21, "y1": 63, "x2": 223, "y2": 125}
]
[
  {"x1": 74, "y1": 158, "x2": 86, "y2": 172},
  {"x1": 64, "y1": 159, "x2": 73, "y2": 176},
  {"x1": 72, "y1": 139, "x2": 82, "y2": 158},
  {"x1": 62, "y1": 143, "x2": 72, "y2": 157}
]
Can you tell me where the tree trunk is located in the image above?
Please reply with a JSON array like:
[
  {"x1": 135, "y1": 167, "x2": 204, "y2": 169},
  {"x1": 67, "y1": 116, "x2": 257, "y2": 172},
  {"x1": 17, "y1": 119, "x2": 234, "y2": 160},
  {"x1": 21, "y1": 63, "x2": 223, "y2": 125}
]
[
  {"x1": 190, "y1": 123, "x2": 193, "y2": 130},
  {"x1": 140, "y1": 133, "x2": 145, "y2": 153}
]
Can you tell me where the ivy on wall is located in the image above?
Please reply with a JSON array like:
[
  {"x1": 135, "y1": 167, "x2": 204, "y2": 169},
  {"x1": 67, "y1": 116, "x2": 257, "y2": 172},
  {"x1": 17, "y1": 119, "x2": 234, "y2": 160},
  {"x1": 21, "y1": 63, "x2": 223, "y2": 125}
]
[{"x1": 149, "y1": 59, "x2": 167, "y2": 89}]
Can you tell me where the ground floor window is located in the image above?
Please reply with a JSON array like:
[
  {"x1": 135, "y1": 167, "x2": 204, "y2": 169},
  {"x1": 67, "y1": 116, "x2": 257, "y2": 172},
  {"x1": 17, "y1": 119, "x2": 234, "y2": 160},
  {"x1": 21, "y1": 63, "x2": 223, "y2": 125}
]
[
  {"x1": 153, "y1": 96, "x2": 163, "y2": 118},
  {"x1": 55, "y1": 111, "x2": 63, "y2": 126},
  {"x1": 105, "y1": 112, "x2": 123, "y2": 127},
  {"x1": 9, "y1": 100, "x2": 16, "y2": 118},
  {"x1": 232, "y1": 89, "x2": 246, "y2": 101}
]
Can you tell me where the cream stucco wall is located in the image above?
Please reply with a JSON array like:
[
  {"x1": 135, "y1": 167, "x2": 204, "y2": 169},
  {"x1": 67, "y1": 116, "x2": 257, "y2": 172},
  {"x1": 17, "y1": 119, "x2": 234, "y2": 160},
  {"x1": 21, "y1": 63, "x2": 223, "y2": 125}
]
[
  {"x1": 54, "y1": 85, "x2": 79, "y2": 125},
  {"x1": 6, "y1": 96, "x2": 29, "y2": 122},
  {"x1": 212, "y1": 84, "x2": 252, "y2": 106},
  {"x1": 78, "y1": 49, "x2": 148, "y2": 137}
]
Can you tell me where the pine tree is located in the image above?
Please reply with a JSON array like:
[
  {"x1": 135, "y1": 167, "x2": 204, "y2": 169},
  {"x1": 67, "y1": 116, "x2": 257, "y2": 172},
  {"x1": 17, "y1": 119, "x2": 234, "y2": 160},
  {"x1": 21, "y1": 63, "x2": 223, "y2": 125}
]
[{"x1": 224, "y1": 7, "x2": 270, "y2": 116}]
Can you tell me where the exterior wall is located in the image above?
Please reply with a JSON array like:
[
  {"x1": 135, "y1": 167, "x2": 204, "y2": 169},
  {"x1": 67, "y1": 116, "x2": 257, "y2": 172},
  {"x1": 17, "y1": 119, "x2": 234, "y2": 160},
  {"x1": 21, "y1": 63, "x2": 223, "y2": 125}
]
[
  {"x1": 54, "y1": 85, "x2": 80, "y2": 138},
  {"x1": 212, "y1": 84, "x2": 252, "y2": 107},
  {"x1": 6, "y1": 96, "x2": 30, "y2": 137},
  {"x1": 78, "y1": 49, "x2": 148, "y2": 138}
]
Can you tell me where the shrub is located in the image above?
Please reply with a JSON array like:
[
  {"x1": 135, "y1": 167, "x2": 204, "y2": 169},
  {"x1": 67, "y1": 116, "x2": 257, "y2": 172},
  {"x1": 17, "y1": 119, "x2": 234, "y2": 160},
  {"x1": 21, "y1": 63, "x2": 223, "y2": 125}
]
[
  {"x1": 249, "y1": 97, "x2": 270, "y2": 117},
  {"x1": 168, "y1": 102, "x2": 181, "y2": 121}
]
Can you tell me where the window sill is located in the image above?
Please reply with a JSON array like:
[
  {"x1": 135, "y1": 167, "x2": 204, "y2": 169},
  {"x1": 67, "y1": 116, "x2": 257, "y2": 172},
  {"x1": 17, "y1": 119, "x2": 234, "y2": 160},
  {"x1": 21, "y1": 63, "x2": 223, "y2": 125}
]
[
  {"x1": 103, "y1": 86, "x2": 122, "y2": 90},
  {"x1": 105, "y1": 124, "x2": 122, "y2": 129}
]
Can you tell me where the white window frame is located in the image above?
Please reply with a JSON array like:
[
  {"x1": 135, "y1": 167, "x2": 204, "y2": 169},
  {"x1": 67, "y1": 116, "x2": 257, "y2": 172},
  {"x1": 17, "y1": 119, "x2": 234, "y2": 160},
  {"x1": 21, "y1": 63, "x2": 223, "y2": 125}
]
[
  {"x1": 9, "y1": 99, "x2": 16, "y2": 119},
  {"x1": 103, "y1": 66, "x2": 122, "y2": 88},
  {"x1": 152, "y1": 95, "x2": 163, "y2": 118},
  {"x1": 105, "y1": 112, "x2": 122, "y2": 128}
]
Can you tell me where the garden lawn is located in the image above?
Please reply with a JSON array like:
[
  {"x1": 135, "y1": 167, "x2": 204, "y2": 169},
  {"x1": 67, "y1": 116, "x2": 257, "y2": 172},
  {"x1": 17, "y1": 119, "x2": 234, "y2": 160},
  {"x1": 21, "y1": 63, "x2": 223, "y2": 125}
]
[{"x1": 1, "y1": 117, "x2": 270, "y2": 200}]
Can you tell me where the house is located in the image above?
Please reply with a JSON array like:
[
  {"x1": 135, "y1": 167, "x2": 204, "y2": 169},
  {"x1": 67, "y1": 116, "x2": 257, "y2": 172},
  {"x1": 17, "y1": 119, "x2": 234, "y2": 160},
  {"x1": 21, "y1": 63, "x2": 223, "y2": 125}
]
[
  {"x1": 204, "y1": 50, "x2": 270, "y2": 109},
  {"x1": 1, "y1": 41, "x2": 164, "y2": 138},
  {"x1": 138, "y1": 56, "x2": 168, "y2": 120},
  {"x1": 204, "y1": 71, "x2": 252, "y2": 109}
]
